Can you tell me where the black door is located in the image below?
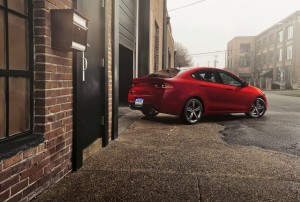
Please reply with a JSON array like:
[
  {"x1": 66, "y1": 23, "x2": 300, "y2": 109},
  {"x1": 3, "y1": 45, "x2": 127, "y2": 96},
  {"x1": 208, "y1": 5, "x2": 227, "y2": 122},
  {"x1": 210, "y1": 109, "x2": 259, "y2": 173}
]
[{"x1": 73, "y1": 0, "x2": 105, "y2": 170}]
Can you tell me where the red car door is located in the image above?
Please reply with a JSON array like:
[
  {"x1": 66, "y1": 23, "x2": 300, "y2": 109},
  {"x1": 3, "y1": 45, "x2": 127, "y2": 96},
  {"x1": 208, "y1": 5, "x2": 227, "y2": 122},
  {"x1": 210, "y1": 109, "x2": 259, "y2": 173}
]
[
  {"x1": 217, "y1": 71, "x2": 251, "y2": 112},
  {"x1": 191, "y1": 70, "x2": 229, "y2": 113}
]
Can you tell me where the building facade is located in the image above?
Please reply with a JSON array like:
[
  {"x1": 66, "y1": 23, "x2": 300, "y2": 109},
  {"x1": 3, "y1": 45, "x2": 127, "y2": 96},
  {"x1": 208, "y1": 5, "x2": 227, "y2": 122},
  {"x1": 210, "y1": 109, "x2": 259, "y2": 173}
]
[
  {"x1": 138, "y1": 0, "x2": 174, "y2": 77},
  {"x1": 0, "y1": 0, "x2": 175, "y2": 201},
  {"x1": 256, "y1": 11, "x2": 300, "y2": 90},
  {"x1": 166, "y1": 14, "x2": 175, "y2": 69},
  {"x1": 227, "y1": 11, "x2": 300, "y2": 90},
  {"x1": 227, "y1": 36, "x2": 256, "y2": 85}
]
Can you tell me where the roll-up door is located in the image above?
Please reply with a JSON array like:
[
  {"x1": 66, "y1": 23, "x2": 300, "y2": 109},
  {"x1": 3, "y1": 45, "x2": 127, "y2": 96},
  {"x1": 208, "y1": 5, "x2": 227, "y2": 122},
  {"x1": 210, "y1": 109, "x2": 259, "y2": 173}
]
[{"x1": 119, "y1": 0, "x2": 136, "y2": 51}]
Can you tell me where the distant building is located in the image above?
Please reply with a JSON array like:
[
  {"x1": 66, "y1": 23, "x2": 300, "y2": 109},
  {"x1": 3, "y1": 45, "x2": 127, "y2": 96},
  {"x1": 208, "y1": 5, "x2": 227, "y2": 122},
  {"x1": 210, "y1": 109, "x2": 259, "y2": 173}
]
[
  {"x1": 227, "y1": 36, "x2": 256, "y2": 85},
  {"x1": 138, "y1": 0, "x2": 174, "y2": 77},
  {"x1": 166, "y1": 14, "x2": 175, "y2": 69},
  {"x1": 256, "y1": 10, "x2": 300, "y2": 90},
  {"x1": 227, "y1": 10, "x2": 300, "y2": 89},
  {"x1": 0, "y1": 0, "x2": 175, "y2": 201}
]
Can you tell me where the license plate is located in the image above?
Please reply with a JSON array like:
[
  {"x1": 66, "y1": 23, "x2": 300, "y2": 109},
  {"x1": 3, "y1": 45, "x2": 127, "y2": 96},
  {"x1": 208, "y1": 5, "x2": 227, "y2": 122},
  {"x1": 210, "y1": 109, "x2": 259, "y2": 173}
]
[{"x1": 135, "y1": 98, "x2": 144, "y2": 106}]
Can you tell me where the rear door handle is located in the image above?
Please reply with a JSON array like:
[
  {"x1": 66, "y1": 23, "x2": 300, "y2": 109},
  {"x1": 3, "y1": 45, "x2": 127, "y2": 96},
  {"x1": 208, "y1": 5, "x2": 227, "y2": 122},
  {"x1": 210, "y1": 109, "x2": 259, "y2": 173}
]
[{"x1": 226, "y1": 88, "x2": 233, "y2": 91}]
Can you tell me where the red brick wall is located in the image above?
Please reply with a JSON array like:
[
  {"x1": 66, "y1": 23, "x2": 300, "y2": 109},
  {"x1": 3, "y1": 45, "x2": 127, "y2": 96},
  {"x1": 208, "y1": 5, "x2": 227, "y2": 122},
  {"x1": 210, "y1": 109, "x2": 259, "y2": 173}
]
[{"x1": 0, "y1": 0, "x2": 73, "y2": 201}]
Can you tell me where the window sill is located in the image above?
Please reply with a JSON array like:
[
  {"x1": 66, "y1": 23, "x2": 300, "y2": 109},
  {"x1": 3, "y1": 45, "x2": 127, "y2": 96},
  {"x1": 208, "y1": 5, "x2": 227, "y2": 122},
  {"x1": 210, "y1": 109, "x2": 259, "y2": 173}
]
[{"x1": 0, "y1": 134, "x2": 44, "y2": 161}]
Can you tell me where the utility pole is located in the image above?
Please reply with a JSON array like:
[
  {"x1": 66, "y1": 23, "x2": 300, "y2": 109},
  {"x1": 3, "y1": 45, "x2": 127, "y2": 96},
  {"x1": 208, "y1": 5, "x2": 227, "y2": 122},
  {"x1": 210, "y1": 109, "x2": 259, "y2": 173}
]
[{"x1": 214, "y1": 55, "x2": 218, "y2": 68}]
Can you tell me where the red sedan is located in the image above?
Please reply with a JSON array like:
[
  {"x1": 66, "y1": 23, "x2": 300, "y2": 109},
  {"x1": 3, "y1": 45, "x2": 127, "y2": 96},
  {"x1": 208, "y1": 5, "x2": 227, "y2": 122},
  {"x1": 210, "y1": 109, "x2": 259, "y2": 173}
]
[{"x1": 128, "y1": 67, "x2": 267, "y2": 124}]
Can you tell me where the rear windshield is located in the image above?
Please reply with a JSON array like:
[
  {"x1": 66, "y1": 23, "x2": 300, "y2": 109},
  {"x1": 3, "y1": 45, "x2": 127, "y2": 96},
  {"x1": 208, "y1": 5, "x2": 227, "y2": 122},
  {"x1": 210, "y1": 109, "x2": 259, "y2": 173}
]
[{"x1": 147, "y1": 69, "x2": 180, "y2": 78}]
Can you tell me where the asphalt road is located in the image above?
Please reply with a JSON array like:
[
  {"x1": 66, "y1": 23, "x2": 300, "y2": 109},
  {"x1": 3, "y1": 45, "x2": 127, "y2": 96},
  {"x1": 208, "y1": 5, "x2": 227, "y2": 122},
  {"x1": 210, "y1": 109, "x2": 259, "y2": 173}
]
[{"x1": 205, "y1": 93, "x2": 300, "y2": 156}]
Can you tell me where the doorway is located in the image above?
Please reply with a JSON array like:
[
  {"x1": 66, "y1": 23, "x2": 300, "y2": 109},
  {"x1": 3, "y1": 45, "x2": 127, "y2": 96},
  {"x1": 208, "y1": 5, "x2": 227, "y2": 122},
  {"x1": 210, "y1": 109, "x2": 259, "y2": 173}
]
[
  {"x1": 119, "y1": 45, "x2": 134, "y2": 106},
  {"x1": 73, "y1": 0, "x2": 105, "y2": 170}
]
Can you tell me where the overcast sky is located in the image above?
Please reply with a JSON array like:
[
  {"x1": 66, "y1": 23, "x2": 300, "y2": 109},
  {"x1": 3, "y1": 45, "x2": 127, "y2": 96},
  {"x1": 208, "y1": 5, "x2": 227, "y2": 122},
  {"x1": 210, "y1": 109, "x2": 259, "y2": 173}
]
[{"x1": 167, "y1": 0, "x2": 300, "y2": 68}]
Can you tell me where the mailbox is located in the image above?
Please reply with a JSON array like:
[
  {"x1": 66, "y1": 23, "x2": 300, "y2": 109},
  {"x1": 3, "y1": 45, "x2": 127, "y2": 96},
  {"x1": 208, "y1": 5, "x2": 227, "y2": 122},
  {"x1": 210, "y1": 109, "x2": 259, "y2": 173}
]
[{"x1": 51, "y1": 9, "x2": 88, "y2": 52}]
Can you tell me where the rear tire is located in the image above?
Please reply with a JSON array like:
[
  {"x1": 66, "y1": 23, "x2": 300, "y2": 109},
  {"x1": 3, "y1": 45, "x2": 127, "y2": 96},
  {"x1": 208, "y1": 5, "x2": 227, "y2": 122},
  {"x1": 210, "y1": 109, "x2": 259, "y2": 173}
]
[
  {"x1": 245, "y1": 97, "x2": 266, "y2": 118},
  {"x1": 181, "y1": 98, "x2": 203, "y2": 124},
  {"x1": 141, "y1": 108, "x2": 159, "y2": 117}
]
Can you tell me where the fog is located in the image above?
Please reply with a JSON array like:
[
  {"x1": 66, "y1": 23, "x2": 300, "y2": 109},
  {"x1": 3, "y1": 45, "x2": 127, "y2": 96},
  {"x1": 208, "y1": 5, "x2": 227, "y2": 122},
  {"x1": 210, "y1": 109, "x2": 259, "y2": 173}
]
[{"x1": 167, "y1": 0, "x2": 300, "y2": 68}]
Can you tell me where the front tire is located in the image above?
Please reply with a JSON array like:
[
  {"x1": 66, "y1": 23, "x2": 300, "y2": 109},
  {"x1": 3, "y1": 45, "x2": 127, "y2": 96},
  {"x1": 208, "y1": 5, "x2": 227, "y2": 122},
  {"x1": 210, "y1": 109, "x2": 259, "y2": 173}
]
[
  {"x1": 246, "y1": 97, "x2": 266, "y2": 118},
  {"x1": 182, "y1": 99, "x2": 203, "y2": 124}
]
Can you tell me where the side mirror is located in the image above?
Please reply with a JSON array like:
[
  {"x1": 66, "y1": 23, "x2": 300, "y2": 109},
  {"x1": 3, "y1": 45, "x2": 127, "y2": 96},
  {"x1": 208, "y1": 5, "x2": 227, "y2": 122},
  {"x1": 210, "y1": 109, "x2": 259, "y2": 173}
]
[{"x1": 242, "y1": 82, "x2": 249, "y2": 87}]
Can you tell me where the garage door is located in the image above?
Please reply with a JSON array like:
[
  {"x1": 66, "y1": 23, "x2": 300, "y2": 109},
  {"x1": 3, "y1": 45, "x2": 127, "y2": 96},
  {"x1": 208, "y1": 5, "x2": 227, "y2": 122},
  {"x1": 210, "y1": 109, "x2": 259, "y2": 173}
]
[{"x1": 119, "y1": 0, "x2": 137, "y2": 51}]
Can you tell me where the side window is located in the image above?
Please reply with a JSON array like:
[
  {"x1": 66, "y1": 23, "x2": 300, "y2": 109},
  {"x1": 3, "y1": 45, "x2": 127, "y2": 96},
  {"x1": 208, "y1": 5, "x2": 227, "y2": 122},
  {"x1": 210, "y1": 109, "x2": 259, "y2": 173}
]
[
  {"x1": 192, "y1": 71, "x2": 217, "y2": 83},
  {"x1": 219, "y1": 72, "x2": 242, "y2": 87},
  {"x1": 0, "y1": 0, "x2": 32, "y2": 140}
]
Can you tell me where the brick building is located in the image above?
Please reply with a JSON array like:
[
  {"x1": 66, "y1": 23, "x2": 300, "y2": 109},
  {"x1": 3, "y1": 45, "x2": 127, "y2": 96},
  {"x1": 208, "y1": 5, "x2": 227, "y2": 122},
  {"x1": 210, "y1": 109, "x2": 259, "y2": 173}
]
[
  {"x1": 227, "y1": 36, "x2": 256, "y2": 85},
  {"x1": 255, "y1": 11, "x2": 300, "y2": 90},
  {"x1": 226, "y1": 11, "x2": 300, "y2": 90},
  {"x1": 166, "y1": 14, "x2": 175, "y2": 69},
  {"x1": 138, "y1": 0, "x2": 174, "y2": 76},
  {"x1": 0, "y1": 0, "x2": 174, "y2": 201}
]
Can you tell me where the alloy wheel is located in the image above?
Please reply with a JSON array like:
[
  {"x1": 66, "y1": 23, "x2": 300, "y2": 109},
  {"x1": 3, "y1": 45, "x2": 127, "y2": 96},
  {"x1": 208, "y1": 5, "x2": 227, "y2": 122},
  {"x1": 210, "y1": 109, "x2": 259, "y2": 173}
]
[
  {"x1": 247, "y1": 98, "x2": 266, "y2": 118},
  {"x1": 183, "y1": 99, "x2": 203, "y2": 124}
]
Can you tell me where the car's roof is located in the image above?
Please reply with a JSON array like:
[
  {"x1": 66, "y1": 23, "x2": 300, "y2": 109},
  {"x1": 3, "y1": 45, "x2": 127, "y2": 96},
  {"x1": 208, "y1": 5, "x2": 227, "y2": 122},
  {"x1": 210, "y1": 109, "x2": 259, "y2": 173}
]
[{"x1": 176, "y1": 67, "x2": 223, "y2": 77}]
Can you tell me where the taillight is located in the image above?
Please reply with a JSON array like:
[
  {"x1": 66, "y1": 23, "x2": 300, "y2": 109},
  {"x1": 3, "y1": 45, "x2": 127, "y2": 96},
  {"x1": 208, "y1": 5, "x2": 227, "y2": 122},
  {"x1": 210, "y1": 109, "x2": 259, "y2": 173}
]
[
  {"x1": 132, "y1": 82, "x2": 174, "y2": 89},
  {"x1": 152, "y1": 83, "x2": 174, "y2": 89}
]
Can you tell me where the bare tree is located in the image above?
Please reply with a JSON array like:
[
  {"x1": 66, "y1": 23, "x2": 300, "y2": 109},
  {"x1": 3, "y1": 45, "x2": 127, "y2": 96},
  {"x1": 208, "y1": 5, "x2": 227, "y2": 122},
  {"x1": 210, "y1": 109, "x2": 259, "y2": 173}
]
[{"x1": 174, "y1": 42, "x2": 193, "y2": 67}]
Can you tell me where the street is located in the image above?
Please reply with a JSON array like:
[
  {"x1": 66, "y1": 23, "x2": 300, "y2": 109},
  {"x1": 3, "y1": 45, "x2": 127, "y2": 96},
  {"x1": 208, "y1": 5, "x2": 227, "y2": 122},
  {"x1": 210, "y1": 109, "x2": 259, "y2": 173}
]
[
  {"x1": 33, "y1": 93, "x2": 300, "y2": 202},
  {"x1": 218, "y1": 93, "x2": 300, "y2": 156}
]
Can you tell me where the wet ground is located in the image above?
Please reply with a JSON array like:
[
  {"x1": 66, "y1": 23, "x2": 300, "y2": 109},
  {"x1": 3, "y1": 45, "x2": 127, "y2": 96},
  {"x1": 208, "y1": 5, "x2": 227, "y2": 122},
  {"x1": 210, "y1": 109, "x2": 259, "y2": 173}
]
[
  {"x1": 33, "y1": 102, "x2": 300, "y2": 201},
  {"x1": 219, "y1": 93, "x2": 300, "y2": 156}
]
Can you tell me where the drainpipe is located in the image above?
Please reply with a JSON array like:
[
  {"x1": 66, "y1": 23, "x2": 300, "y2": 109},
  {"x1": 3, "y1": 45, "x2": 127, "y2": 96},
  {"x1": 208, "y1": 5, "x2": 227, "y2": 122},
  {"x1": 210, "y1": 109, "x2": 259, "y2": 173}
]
[
  {"x1": 135, "y1": 0, "x2": 139, "y2": 78},
  {"x1": 162, "y1": 0, "x2": 167, "y2": 69}
]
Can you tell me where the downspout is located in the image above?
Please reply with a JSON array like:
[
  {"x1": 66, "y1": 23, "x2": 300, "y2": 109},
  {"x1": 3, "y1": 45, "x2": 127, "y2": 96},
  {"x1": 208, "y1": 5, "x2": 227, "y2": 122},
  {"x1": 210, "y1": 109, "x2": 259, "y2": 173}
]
[
  {"x1": 135, "y1": 0, "x2": 139, "y2": 78},
  {"x1": 103, "y1": 0, "x2": 109, "y2": 146},
  {"x1": 162, "y1": 0, "x2": 167, "y2": 69},
  {"x1": 112, "y1": 0, "x2": 119, "y2": 140}
]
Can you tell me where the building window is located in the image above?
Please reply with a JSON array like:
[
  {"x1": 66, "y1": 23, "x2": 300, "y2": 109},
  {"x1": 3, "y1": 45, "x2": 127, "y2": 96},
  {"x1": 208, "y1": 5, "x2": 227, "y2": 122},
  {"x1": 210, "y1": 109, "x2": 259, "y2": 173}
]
[
  {"x1": 287, "y1": 25, "x2": 293, "y2": 40},
  {"x1": 262, "y1": 53, "x2": 267, "y2": 65},
  {"x1": 239, "y1": 56, "x2": 250, "y2": 67},
  {"x1": 240, "y1": 43, "x2": 251, "y2": 53},
  {"x1": 262, "y1": 37, "x2": 267, "y2": 48},
  {"x1": 256, "y1": 40, "x2": 261, "y2": 50},
  {"x1": 269, "y1": 34, "x2": 275, "y2": 45},
  {"x1": 154, "y1": 22, "x2": 159, "y2": 71},
  {"x1": 277, "y1": 30, "x2": 283, "y2": 43},
  {"x1": 256, "y1": 55, "x2": 261, "y2": 66},
  {"x1": 0, "y1": 1, "x2": 32, "y2": 140},
  {"x1": 277, "y1": 48, "x2": 283, "y2": 62},
  {"x1": 268, "y1": 51, "x2": 274, "y2": 63},
  {"x1": 286, "y1": 45, "x2": 293, "y2": 60}
]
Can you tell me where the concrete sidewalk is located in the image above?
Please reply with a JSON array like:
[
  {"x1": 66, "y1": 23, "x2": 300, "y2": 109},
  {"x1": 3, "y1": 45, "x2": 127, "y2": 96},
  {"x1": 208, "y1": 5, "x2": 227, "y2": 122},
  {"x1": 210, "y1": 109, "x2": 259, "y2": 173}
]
[
  {"x1": 267, "y1": 90, "x2": 300, "y2": 97},
  {"x1": 33, "y1": 114, "x2": 300, "y2": 202}
]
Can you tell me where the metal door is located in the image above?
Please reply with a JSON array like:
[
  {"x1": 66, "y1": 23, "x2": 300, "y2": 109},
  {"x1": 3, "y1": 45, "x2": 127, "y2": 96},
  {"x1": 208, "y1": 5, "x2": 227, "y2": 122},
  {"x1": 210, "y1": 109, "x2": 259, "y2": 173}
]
[{"x1": 73, "y1": 0, "x2": 105, "y2": 170}]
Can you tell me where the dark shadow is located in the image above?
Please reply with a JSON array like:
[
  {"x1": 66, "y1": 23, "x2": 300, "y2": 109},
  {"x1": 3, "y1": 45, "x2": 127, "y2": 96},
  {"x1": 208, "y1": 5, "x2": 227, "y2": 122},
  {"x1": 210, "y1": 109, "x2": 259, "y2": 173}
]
[
  {"x1": 119, "y1": 45, "x2": 133, "y2": 106},
  {"x1": 141, "y1": 113, "x2": 251, "y2": 125},
  {"x1": 141, "y1": 115, "x2": 183, "y2": 125}
]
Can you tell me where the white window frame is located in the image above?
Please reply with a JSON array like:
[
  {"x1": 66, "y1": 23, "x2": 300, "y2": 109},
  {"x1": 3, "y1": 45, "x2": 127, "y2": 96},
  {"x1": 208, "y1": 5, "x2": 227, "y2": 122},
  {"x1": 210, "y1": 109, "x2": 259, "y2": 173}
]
[
  {"x1": 286, "y1": 45, "x2": 293, "y2": 60},
  {"x1": 287, "y1": 25, "x2": 293, "y2": 40},
  {"x1": 278, "y1": 30, "x2": 283, "y2": 43},
  {"x1": 278, "y1": 48, "x2": 282, "y2": 62}
]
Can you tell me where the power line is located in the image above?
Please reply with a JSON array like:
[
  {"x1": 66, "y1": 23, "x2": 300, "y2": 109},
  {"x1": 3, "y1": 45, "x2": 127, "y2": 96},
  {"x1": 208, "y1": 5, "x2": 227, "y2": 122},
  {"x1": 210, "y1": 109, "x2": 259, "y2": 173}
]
[
  {"x1": 189, "y1": 48, "x2": 242, "y2": 56},
  {"x1": 169, "y1": 0, "x2": 206, "y2": 12}
]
